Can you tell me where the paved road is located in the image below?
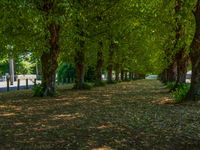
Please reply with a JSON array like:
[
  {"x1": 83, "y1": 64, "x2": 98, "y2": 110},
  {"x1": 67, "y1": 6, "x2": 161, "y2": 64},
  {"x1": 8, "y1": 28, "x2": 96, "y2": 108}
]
[{"x1": 0, "y1": 80, "x2": 41, "y2": 92}]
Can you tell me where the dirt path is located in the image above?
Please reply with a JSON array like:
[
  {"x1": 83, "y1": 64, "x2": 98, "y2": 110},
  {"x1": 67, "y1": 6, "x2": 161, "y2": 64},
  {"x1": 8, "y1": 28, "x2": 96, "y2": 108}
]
[{"x1": 0, "y1": 80, "x2": 200, "y2": 150}]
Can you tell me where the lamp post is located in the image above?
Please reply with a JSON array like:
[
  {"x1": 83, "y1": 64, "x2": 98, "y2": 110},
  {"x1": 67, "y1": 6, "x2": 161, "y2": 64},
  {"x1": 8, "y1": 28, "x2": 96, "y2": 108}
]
[
  {"x1": 7, "y1": 45, "x2": 14, "y2": 85},
  {"x1": 9, "y1": 58, "x2": 14, "y2": 85}
]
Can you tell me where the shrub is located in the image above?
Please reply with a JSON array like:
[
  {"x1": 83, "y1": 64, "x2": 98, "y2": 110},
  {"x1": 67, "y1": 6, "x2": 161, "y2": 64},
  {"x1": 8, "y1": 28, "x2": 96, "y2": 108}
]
[
  {"x1": 166, "y1": 82, "x2": 176, "y2": 90},
  {"x1": 32, "y1": 84, "x2": 44, "y2": 97},
  {"x1": 171, "y1": 83, "x2": 190, "y2": 103},
  {"x1": 82, "y1": 83, "x2": 93, "y2": 90},
  {"x1": 94, "y1": 81, "x2": 106, "y2": 87}
]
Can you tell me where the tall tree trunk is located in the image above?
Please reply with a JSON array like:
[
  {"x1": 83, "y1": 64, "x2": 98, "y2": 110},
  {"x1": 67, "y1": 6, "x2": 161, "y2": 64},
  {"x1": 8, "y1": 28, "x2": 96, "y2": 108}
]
[
  {"x1": 41, "y1": 23, "x2": 60, "y2": 96},
  {"x1": 107, "y1": 42, "x2": 115, "y2": 83},
  {"x1": 121, "y1": 69, "x2": 124, "y2": 81},
  {"x1": 115, "y1": 63, "x2": 120, "y2": 82},
  {"x1": 174, "y1": 0, "x2": 188, "y2": 85},
  {"x1": 166, "y1": 60, "x2": 177, "y2": 82},
  {"x1": 125, "y1": 71, "x2": 128, "y2": 81},
  {"x1": 176, "y1": 49, "x2": 188, "y2": 84},
  {"x1": 185, "y1": 0, "x2": 200, "y2": 100},
  {"x1": 95, "y1": 41, "x2": 104, "y2": 84},
  {"x1": 159, "y1": 69, "x2": 168, "y2": 83},
  {"x1": 160, "y1": 60, "x2": 177, "y2": 83},
  {"x1": 74, "y1": 40, "x2": 85, "y2": 89},
  {"x1": 135, "y1": 73, "x2": 145, "y2": 79},
  {"x1": 129, "y1": 72, "x2": 133, "y2": 80}
]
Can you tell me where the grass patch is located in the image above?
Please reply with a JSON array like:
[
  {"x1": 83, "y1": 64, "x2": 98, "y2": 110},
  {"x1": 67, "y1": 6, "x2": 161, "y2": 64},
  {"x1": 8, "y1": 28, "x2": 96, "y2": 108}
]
[{"x1": 94, "y1": 81, "x2": 106, "y2": 87}]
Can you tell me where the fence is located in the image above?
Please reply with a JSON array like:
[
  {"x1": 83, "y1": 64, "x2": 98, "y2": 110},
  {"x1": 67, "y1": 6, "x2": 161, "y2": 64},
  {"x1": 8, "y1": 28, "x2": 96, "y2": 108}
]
[{"x1": 0, "y1": 75, "x2": 38, "y2": 92}]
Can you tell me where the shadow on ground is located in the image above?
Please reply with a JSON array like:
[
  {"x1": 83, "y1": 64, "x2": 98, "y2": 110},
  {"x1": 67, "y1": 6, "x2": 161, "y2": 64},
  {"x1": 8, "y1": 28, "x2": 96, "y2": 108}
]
[{"x1": 0, "y1": 80, "x2": 200, "y2": 150}]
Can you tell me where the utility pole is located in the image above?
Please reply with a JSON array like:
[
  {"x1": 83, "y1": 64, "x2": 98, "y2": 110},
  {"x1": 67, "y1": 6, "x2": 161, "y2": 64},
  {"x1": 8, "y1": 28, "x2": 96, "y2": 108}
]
[
  {"x1": 7, "y1": 45, "x2": 14, "y2": 85},
  {"x1": 9, "y1": 58, "x2": 14, "y2": 85},
  {"x1": 36, "y1": 61, "x2": 39, "y2": 79}
]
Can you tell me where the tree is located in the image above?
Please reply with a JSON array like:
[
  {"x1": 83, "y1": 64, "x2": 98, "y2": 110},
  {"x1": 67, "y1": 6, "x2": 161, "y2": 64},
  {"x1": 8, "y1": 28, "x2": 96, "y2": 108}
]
[
  {"x1": 0, "y1": 0, "x2": 70, "y2": 96},
  {"x1": 185, "y1": 0, "x2": 200, "y2": 100}
]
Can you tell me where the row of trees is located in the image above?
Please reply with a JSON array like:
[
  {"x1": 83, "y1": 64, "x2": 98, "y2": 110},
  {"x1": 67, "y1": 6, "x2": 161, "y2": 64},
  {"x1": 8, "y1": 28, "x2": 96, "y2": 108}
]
[
  {"x1": 159, "y1": 0, "x2": 200, "y2": 100},
  {"x1": 0, "y1": 0, "x2": 200, "y2": 100}
]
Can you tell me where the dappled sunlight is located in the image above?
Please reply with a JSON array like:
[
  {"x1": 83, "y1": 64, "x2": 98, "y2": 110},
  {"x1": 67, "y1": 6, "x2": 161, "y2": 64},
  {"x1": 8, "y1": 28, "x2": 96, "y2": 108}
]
[
  {"x1": 53, "y1": 96, "x2": 74, "y2": 102},
  {"x1": 101, "y1": 100, "x2": 112, "y2": 105},
  {"x1": 96, "y1": 123, "x2": 114, "y2": 130},
  {"x1": 0, "y1": 112, "x2": 16, "y2": 117},
  {"x1": 1, "y1": 80, "x2": 200, "y2": 149},
  {"x1": 0, "y1": 105, "x2": 7, "y2": 108},
  {"x1": 92, "y1": 147, "x2": 114, "y2": 150},
  {"x1": 76, "y1": 96, "x2": 89, "y2": 101},
  {"x1": 152, "y1": 97, "x2": 175, "y2": 105},
  {"x1": 14, "y1": 122, "x2": 24, "y2": 126},
  {"x1": 0, "y1": 104, "x2": 22, "y2": 111},
  {"x1": 50, "y1": 113, "x2": 84, "y2": 121},
  {"x1": 32, "y1": 124, "x2": 61, "y2": 131}
]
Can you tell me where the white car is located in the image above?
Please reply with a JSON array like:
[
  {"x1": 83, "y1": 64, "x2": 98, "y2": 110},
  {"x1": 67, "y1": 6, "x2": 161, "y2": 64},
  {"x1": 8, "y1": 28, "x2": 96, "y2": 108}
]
[{"x1": 145, "y1": 75, "x2": 158, "y2": 79}]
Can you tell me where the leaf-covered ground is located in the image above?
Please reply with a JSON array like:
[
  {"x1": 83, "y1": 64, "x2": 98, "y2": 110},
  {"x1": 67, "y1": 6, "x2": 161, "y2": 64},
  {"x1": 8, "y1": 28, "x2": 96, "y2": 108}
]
[{"x1": 0, "y1": 80, "x2": 200, "y2": 150}]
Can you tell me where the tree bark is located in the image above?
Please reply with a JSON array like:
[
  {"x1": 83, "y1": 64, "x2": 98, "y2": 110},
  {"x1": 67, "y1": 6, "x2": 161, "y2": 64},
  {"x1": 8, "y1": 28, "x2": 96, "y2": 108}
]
[
  {"x1": 95, "y1": 41, "x2": 104, "y2": 84},
  {"x1": 174, "y1": 0, "x2": 188, "y2": 85},
  {"x1": 166, "y1": 61, "x2": 177, "y2": 82},
  {"x1": 107, "y1": 42, "x2": 115, "y2": 83},
  {"x1": 135, "y1": 73, "x2": 145, "y2": 79},
  {"x1": 41, "y1": 23, "x2": 60, "y2": 96},
  {"x1": 115, "y1": 63, "x2": 120, "y2": 82},
  {"x1": 129, "y1": 72, "x2": 133, "y2": 80},
  {"x1": 121, "y1": 69, "x2": 124, "y2": 81},
  {"x1": 176, "y1": 49, "x2": 188, "y2": 84},
  {"x1": 125, "y1": 71, "x2": 128, "y2": 81},
  {"x1": 185, "y1": 0, "x2": 200, "y2": 100},
  {"x1": 159, "y1": 69, "x2": 167, "y2": 83},
  {"x1": 74, "y1": 40, "x2": 85, "y2": 89}
]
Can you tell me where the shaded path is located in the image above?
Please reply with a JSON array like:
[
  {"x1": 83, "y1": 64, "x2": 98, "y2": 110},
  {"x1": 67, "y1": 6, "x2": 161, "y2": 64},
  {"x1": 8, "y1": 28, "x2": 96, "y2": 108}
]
[{"x1": 0, "y1": 80, "x2": 200, "y2": 150}]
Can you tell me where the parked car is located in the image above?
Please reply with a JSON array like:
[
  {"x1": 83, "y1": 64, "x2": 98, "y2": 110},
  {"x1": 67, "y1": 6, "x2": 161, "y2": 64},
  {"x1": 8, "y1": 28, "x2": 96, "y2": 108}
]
[{"x1": 145, "y1": 75, "x2": 158, "y2": 79}]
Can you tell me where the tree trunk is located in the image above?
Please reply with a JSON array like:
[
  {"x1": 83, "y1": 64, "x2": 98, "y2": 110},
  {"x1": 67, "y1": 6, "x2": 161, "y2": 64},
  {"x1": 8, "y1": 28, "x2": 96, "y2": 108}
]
[
  {"x1": 129, "y1": 72, "x2": 133, "y2": 80},
  {"x1": 174, "y1": 0, "x2": 187, "y2": 85},
  {"x1": 185, "y1": 0, "x2": 200, "y2": 100},
  {"x1": 41, "y1": 23, "x2": 60, "y2": 96},
  {"x1": 166, "y1": 60, "x2": 177, "y2": 82},
  {"x1": 176, "y1": 49, "x2": 188, "y2": 84},
  {"x1": 107, "y1": 65, "x2": 113, "y2": 83},
  {"x1": 159, "y1": 58, "x2": 177, "y2": 83},
  {"x1": 74, "y1": 40, "x2": 85, "y2": 89},
  {"x1": 125, "y1": 71, "x2": 128, "y2": 81},
  {"x1": 121, "y1": 70, "x2": 124, "y2": 81},
  {"x1": 159, "y1": 69, "x2": 167, "y2": 83},
  {"x1": 115, "y1": 63, "x2": 120, "y2": 82},
  {"x1": 107, "y1": 42, "x2": 115, "y2": 83},
  {"x1": 135, "y1": 73, "x2": 145, "y2": 79},
  {"x1": 95, "y1": 41, "x2": 104, "y2": 84}
]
